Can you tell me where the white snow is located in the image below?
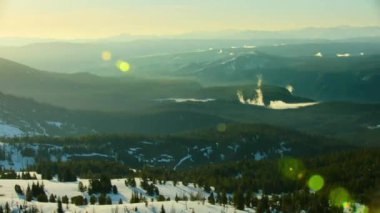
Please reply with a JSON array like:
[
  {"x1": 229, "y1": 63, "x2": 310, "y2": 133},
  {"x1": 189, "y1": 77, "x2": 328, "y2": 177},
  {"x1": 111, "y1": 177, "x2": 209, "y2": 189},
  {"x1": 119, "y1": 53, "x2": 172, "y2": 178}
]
[
  {"x1": 0, "y1": 143, "x2": 35, "y2": 170},
  {"x1": 157, "y1": 98, "x2": 216, "y2": 103},
  {"x1": 0, "y1": 177, "x2": 248, "y2": 213},
  {"x1": 68, "y1": 153, "x2": 111, "y2": 158},
  {"x1": 243, "y1": 45, "x2": 256, "y2": 49},
  {"x1": 275, "y1": 142, "x2": 292, "y2": 156},
  {"x1": 220, "y1": 154, "x2": 225, "y2": 160},
  {"x1": 227, "y1": 144, "x2": 240, "y2": 153},
  {"x1": 157, "y1": 154, "x2": 174, "y2": 163},
  {"x1": 35, "y1": 122, "x2": 48, "y2": 136},
  {"x1": 237, "y1": 77, "x2": 319, "y2": 110},
  {"x1": 368, "y1": 124, "x2": 380, "y2": 130},
  {"x1": 286, "y1": 85, "x2": 294, "y2": 94},
  {"x1": 128, "y1": 148, "x2": 142, "y2": 155},
  {"x1": 268, "y1": 101, "x2": 319, "y2": 110},
  {"x1": 46, "y1": 121, "x2": 63, "y2": 128},
  {"x1": 174, "y1": 155, "x2": 192, "y2": 170},
  {"x1": 337, "y1": 53, "x2": 351, "y2": 57},
  {"x1": 0, "y1": 121, "x2": 24, "y2": 137},
  {"x1": 237, "y1": 76, "x2": 265, "y2": 107},
  {"x1": 253, "y1": 152, "x2": 267, "y2": 161},
  {"x1": 200, "y1": 146, "x2": 213, "y2": 158},
  {"x1": 140, "y1": 141, "x2": 155, "y2": 145}
]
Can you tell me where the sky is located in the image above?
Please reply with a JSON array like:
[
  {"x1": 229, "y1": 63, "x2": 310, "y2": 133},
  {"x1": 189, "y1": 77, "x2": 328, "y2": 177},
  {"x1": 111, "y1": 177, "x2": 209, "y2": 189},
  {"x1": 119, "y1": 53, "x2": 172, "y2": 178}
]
[{"x1": 0, "y1": 0, "x2": 379, "y2": 39}]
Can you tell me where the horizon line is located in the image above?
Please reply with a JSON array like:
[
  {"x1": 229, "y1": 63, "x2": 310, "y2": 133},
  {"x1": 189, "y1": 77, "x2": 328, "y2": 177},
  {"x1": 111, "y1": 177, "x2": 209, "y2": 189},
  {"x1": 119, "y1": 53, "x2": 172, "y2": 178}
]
[{"x1": 1, "y1": 25, "x2": 380, "y2": 41}]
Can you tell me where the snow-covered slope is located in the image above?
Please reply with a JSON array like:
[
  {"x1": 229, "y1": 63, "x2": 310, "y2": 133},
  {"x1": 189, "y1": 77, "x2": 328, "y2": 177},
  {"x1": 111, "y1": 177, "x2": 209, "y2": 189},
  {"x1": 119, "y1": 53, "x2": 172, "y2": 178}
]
[
  {"x1": 0, "y1": 176, "x2": 248, "y2": 213},
  {"x1": 0, "y1": 121, "x2": 24, "y2": 137},
  {"x1": 0, "y1": 92, "x2": 93, "y2": 137},
  {"x1": 0, "y1": 136, "x2": 295, "y2": 171}
]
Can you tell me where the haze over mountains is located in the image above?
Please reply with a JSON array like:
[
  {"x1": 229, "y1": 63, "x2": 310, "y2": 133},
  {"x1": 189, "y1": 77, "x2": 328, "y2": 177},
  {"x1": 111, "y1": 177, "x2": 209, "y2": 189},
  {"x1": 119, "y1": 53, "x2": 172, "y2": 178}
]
[
  {"x1": 1, "y1": 26, "x2": 380, "y2": 46},
  {"x1": 0, "y1": 29, "x2": 380, "y2": 147},
  {"x1": 1, "y1": 0, "x2": 380, "y2": 211},
  {"x1": 0, "y1": 27, "x2": 379, "y2": 171}
]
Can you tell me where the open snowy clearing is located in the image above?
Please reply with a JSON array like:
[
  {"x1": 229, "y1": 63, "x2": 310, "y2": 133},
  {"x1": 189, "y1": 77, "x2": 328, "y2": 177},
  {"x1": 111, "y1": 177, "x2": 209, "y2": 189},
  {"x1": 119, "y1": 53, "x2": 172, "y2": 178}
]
[{"x1": 0, "y1": 177, "x2": 250, "y2": 213}]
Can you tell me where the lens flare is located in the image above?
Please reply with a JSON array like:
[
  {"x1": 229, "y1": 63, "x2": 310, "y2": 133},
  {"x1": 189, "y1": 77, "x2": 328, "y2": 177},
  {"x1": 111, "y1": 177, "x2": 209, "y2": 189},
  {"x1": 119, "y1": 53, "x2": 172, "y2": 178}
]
[
  {"x1": 101, "y1": 51, "x2": 112, "y2": 61},
  {"x1": 116, "y1": 60, "x2": 131, "y2": 72},
  {"x1": 329, "y1": 187, "x2": 351, "y2": 207},
  {"x1": 217, "y1": 123, "x2": 227, "y2": 132},
  {"x1": 278, "y1": 158, "x2": 305, "y2": 180},
  {"x1": 357, "y1": 205, "x2": 370, "y2": 213},
  {"x1": 307, "y1": 175, "x2": 325, "y2": 191}
]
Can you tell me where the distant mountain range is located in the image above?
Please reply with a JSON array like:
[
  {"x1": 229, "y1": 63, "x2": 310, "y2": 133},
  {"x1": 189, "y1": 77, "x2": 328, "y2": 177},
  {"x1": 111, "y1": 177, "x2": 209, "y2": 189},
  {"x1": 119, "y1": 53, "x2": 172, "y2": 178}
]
[
  {"x1": 0, "y1": 40, "x2": 380, "y2": 103},
  {"x1": 0, "y1": 57, "x2": 379, "y2": 145},
  {"x1": 177, "y1": 26, "x2": 380, "y2": 40},
  {"x1": 1, "y1": 26, "x2": 380, "y2": 46}
]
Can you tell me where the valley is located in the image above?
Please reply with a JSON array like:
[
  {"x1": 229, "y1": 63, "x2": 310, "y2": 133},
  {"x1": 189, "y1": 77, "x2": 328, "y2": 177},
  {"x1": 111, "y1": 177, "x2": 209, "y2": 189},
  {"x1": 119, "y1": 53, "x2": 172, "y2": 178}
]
[{"x1": 0, "y1": 26, "x2": 379, "y2": 212}]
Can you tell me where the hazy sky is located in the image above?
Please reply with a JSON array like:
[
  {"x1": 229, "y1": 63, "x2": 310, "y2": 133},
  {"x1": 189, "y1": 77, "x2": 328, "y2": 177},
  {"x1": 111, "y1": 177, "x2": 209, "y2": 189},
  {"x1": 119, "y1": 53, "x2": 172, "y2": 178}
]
[{"x1": 0, "y1": 0, "x2": 379, "y2": 39}]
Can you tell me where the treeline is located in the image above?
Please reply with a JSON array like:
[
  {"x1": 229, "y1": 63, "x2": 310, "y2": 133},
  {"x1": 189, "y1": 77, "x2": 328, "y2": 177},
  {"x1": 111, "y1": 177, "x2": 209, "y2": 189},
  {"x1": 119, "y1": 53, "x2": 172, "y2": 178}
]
[
  {"x1": 34, "y1": 160, "x2": 133, "y2": 180},
  {"x1": 24, "y1": 148, "x2": 380, "y2": 211},
  {"x1": 0, "y1": 171, "x2": 37, "y2": 179},
  {"x1": 4, "y1": 123, "x2": 352, "y2": 167},
  {"x1": 137, "y1": 149, "x2": 380, "y2": 210}
]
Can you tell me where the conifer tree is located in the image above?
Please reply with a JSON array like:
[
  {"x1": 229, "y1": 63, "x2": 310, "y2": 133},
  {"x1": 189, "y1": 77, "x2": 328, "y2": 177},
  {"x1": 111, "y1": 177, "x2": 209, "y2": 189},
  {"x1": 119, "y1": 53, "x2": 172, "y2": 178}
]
[
  {"x1": 4, "y1": 203, "x2": 9, "y2": 213},
  {"x1": 160, "y1": 205, "x2": 166, "y2": 213},
  {"x1": 208, "y1": 192, "x2": 215, "y2": 205},
  {"x1": 233, "y1": 190, "x2": 244, "y2": 210},
  {"x1": 57, "y1": 197, "x2": 64, "y2": 213}
]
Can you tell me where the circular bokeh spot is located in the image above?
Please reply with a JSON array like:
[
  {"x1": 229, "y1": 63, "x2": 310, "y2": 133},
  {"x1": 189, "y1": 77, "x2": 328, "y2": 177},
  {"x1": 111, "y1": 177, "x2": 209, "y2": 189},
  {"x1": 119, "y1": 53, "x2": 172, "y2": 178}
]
[
  {"x1": 217, "y1": 123, "x2": 227, "y2": 132},
  {"x1": 329, "y1": 187, "x2": 351, "y2": 207},
  {"x1": 357, "y1": 205, "x2": 370, "y2": 213},
  {"x1": 278, "y1": 158, "x2": 305, "y2": 180},
  {"x1": 101, "y1": 51, "x2": 112, "y2": 61},
  {"x1": 307, "y1": 175, "x2": 325, "y2": 191},
  {"x1": 116, "y1": 60, "x2": 131, "y2": 72}
]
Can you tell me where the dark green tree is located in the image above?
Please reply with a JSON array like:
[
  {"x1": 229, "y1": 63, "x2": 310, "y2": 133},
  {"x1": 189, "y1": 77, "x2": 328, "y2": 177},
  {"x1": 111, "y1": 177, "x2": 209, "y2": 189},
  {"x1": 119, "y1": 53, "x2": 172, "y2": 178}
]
[
  {"x1": 49, "y1": 194, "x2": 56, "y2": 202},
  {"x1": 233, "y1": 190, "x2": 244, "y2": 210},
  {"x1": 160, "y1": 205, "x2": 166, "y2": 213},
  {"x1": 208, "y1": 192, "x2": 215, "y2": 205},
  {"x1": 57, "y1": 197, "x2": 64, "y2": 213},
  {"x1": 90, "y1": 195, "x2": 97, "y2": 205}
]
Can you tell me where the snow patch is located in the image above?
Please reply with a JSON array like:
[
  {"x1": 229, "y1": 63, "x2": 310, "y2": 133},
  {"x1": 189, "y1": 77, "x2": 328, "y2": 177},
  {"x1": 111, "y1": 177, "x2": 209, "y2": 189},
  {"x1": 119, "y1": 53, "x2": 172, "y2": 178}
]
[
  {"x1": 268, "y1": 101, "x2": 319, "y2": 110},
  {"x1": 68, "y1": 153, "x2": 111, "y2": 158},
  {"x1": 141, "y1": 141, "x2": 155, "y2": 145},
  {"x1": 286, "y1": 85, "x2": 294, "y2": 94},
  {"x1": 157, "y1": 98, "x2": 216, "y2": 103},
  {"x1": 337, "y1": 53, "x2": 351, "y2": 57},
  {"x1": 174, "y1": 154, "x2": 192, "y2": 170},
  {"x1": 315, "y1": 52, "x2": 323, "y2": 57},
  {"x1": 0, "y1": 121, "x2": 23, "y2": 137},
  {"x1": 368, "y1": 124, "x2": 380, "y2": 130},
  {"x1": 0, "y1": 177, "x2": 247, "y2": 213},
  {"x1": 243, "y1": 45, "x2": 256, "y2": 49},
  {"x1": 227, "y1": 144, "x2": 240, "y2": 153},
  {"x1": 237, "y1": 75, "x2": 264, "y2": 107},
  {"x1": 46, "y1": 121, "x2": 63, "y2": 128},
  {"x1": 253, "y1": 152, "x2": 267, "y2": 161},
  {"x1": 200, "y1": 146, "x2": 213, "y2": 158}
]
